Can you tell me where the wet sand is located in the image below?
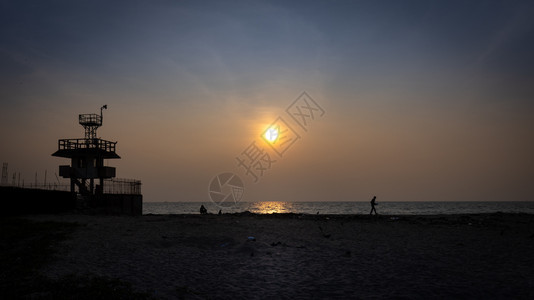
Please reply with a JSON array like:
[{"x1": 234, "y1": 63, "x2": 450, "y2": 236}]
[{"x1": 31, "y1": 213, "x2": 534, "y2": 299}]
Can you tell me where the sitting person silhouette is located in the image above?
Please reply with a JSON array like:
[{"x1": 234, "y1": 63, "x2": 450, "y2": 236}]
[
  {"x1": 200, "y1": 204, "x2": 208, "y2": 215},
  {"x1": 370, "y1": 196, "x2": 378, "y2": 215}
]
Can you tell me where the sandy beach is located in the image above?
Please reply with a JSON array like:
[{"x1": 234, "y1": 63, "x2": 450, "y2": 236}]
[{"x1": 18, "y1": 213, "x2": 534, "y2": 299}]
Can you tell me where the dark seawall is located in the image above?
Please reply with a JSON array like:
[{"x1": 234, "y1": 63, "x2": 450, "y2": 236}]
[
  {"x1": 0, "y1": 186, "x2": 142, "y2": 216},
  {"x1": 0, "y1": 186, "x2": 74, "y2": 215}
]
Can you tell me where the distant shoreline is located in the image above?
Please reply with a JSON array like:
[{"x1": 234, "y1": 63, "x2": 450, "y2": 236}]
[{"x1": 143, "y1": 201, "x2": 534, "y2": 215}]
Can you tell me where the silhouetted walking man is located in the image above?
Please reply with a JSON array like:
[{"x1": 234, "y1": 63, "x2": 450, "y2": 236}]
[
  {"x1": 200, "y1": 205, "x2": 207, "y2": 215},
  {"x1": 370, "y1": 196, "x2": 378, "y2": 215}
]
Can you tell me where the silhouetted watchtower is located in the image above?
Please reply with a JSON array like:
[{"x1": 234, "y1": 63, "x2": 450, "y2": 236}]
[{"x1": 52, "y1": 105, "x2": 119, "y2": 195}]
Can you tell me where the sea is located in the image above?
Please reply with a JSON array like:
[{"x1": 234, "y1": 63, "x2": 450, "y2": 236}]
[{"x1": 143, "y1": 201, "x2": 534, "y2": 215}]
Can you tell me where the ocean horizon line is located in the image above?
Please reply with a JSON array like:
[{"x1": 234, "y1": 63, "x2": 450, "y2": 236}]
[
  {"x1": 143, "y1": 201, "x2": 534, "y2": 215},
  {"x1": 145, "y1": 200, "x2": 534, "y2": 203}
]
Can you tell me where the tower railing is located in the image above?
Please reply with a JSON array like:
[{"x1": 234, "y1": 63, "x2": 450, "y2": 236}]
[
  {"x1": 103, "y1": 178, "x2": 142, "y2": 195},
  {"x1": 58, "y1": 138, "x2": 117, "y2": 153},
  {"x1": 1, "y1": 179, "x2": 141, "y2": 195}
]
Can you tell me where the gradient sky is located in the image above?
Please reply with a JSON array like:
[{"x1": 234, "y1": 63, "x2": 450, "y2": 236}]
[{"x1": 1, "y1": 0, "x2": 533, "y2": 203}]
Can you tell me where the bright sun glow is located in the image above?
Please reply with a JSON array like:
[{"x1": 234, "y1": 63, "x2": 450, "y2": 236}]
[{"x1": 264, "y1": 127, "x2": 279, "y2": 143}]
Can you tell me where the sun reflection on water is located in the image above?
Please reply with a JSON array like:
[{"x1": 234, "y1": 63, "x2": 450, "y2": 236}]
[{"x1": 248, "y1": 201, "x2": 293, "y2": 214}]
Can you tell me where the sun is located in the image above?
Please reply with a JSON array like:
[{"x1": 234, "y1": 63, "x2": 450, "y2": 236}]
[{"x1": 263, "y1": 126, "x2": 279, "y2": 143}]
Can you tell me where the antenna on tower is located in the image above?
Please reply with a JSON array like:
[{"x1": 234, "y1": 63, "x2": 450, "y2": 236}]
[
  {"x1": 79, "y1": 104, "x2": 107, "y2": 139},
  {"x1": 101, "y1": 105, "x2": 107, "y2": 122}
]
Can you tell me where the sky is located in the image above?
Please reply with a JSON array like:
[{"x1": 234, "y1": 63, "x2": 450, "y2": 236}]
[{"x1": 1, "y1": 0, "x2": 533, "y2": 203}]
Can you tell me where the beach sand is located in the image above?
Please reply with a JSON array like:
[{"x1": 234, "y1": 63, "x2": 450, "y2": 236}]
[{"x1": 29, "y1": 213, "x2": 534, "y2": 299}]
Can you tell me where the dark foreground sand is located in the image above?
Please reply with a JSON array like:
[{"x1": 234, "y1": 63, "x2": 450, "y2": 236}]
[{"x1": 30, "y1": 213, "x2": 533, "y2": 299}]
